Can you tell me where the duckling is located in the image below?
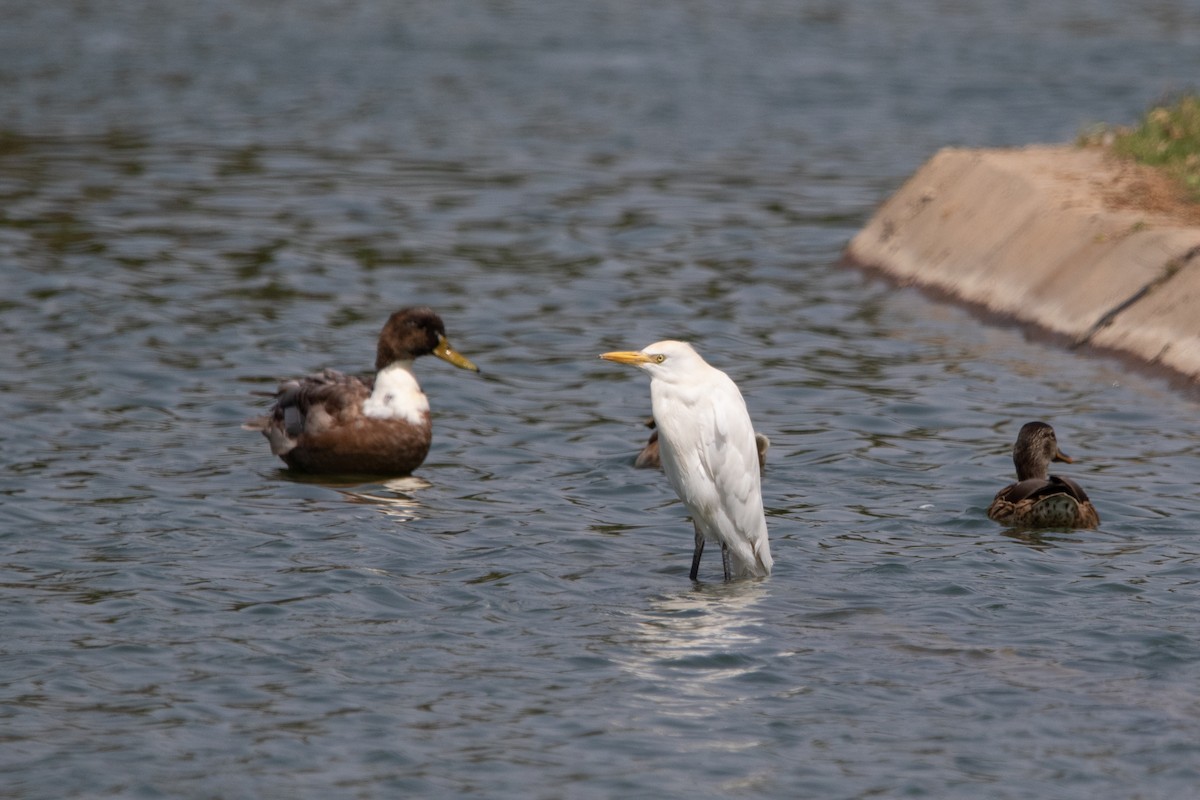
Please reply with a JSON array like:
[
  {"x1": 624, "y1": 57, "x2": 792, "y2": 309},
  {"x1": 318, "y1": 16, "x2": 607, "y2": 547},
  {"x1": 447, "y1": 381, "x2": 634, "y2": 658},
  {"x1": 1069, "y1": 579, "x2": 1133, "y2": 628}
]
[
  {"x1": 987, "y1": 421, "x2": 1099, "y2": 529},
  {"x1": 245, "y1": 307, "x2": 478, "y2": 475}
]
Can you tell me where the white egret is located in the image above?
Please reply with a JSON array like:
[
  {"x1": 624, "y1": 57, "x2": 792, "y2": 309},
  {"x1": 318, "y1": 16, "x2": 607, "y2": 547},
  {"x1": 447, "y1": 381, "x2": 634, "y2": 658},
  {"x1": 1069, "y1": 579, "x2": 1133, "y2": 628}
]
[
  {"x1": 601, "y1": 340, "x2": 773, "y2": 580},
  {"x1": 245, "y1": 307, "x2": 479, "y2": 475}
]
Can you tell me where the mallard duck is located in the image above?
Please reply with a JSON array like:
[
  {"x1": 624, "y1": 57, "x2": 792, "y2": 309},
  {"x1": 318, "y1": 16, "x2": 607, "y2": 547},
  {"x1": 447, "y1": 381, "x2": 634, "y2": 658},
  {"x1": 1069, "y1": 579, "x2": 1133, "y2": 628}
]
[
  {"x1": 245, "y1": 307, "x2": 479, "y2": 475},
  {"x1": 635, "y1": 417, "x2": 770, "y2": 473},
  {"x1": 987, "y1": 421, "x2": 1099, "y2": 529}
]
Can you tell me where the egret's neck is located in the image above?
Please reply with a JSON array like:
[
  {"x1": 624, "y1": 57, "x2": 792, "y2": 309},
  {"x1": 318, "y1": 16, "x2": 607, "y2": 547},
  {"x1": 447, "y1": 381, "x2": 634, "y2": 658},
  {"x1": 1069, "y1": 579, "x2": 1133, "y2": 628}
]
[
  {"x1": 362, "y1": 361, "x2": 429, "y2": 425},
  {"x1": 650, "y1": 376, "x2": 706, "y2": 411}
]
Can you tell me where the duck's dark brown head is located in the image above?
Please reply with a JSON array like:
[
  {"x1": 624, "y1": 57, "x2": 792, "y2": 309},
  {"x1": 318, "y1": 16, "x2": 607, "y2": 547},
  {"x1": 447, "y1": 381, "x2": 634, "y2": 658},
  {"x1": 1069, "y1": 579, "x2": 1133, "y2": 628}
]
[
  {"x1": 375, "y1": 307, "x2": 479, "y2": 372},
  {"x1": 1011, "y1": 420, "x2": 1072, "y2": 481}
]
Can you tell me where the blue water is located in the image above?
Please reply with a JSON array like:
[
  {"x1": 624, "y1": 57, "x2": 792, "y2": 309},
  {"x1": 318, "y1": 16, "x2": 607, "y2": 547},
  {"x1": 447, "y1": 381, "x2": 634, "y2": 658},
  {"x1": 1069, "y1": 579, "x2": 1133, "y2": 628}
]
[{"x1": 3, "y1": 2, "x2": 1200, "y2": 798}]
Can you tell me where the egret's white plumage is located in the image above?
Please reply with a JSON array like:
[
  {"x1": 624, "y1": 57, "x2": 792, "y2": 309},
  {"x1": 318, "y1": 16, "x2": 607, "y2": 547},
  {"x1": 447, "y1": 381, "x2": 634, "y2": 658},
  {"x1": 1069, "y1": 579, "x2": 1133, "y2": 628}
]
[{"x1": 601, "y1": 340, "x2": 772, "y2": 580}]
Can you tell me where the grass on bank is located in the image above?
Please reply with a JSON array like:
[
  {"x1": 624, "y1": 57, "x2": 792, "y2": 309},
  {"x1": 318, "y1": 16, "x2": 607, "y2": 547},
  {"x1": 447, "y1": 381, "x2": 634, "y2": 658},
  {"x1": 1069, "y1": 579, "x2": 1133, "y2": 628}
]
[{"x1": 1083, "y1": 94, "x2": 1200, "y2": 199}]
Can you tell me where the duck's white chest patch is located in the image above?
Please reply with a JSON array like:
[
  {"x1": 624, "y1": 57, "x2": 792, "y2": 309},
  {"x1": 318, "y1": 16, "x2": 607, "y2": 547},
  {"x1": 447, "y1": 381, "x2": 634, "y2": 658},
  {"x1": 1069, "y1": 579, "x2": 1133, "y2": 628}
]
[{"x1": 362, "y1": 363, "x2": 429, "y2": 425}]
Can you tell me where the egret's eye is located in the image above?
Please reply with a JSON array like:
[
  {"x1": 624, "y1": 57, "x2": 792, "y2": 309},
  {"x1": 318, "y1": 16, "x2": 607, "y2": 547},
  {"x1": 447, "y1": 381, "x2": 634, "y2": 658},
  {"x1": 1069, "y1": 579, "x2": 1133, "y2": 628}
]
[{"x1": 654, "y1": 354, "x2": 666, "y2": 363}]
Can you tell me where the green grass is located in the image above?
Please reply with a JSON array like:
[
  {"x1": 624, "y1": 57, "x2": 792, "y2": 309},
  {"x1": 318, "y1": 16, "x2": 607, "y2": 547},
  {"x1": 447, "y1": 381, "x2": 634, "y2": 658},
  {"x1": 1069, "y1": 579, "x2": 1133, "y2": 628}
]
[{"x1": 1084, "y1": 95, "x2": 1200, "y2": 199}]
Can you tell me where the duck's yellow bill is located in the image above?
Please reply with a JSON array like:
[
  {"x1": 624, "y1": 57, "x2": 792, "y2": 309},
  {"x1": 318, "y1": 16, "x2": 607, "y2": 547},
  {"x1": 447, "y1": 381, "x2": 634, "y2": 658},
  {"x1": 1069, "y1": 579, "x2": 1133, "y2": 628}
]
[{"x1": 434, "y1": 335, "x2": 480, "y2": 372}]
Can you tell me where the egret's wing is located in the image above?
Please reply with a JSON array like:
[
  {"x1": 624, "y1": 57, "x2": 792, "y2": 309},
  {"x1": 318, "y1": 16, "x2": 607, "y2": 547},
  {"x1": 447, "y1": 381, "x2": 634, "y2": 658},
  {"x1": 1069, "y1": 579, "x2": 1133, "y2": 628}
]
[{"x1": 702, "y1": 375, "x2": 771, "y2": 575}]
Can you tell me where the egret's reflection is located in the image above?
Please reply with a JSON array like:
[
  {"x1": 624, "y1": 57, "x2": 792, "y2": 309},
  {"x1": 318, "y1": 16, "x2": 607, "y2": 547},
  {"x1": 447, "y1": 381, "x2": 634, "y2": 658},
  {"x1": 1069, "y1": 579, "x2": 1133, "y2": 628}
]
[{"x1": 618, "y1": 581, "x2": 769, "y2": 707}]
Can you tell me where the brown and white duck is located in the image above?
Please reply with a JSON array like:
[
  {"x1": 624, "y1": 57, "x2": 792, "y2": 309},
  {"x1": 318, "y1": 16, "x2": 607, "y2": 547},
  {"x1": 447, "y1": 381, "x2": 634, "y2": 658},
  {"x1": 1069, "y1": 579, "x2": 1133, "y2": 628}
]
[
  {"x1": 245, "y1": 307, "x2": 479, "y2": 475},
  {"x1": 987, "y1": 421, "x2": 1099, "y2": 529}
]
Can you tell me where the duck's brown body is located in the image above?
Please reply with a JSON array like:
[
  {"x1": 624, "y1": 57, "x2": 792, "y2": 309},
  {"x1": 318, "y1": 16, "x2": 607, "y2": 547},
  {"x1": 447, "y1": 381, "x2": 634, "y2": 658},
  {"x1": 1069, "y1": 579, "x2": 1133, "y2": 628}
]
[
  {"x1": 987, "y1": 475, "x2": 1100, "y2": 528},
  {"x1": 258, "y1": 369, "x2": 434, "y2": 475},
  {"x1": 987, "y1": 421, "x2": 1099, "y2": 529},
  {"x1": 245, "y1": 308, "x2": 477, "y2": 476}
]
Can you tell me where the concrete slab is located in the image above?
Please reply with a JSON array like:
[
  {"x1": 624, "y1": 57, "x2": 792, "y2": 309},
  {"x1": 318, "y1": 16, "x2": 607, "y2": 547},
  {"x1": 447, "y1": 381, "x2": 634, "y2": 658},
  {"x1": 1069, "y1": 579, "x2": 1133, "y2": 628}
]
[
  {"x1": 1089, "y1": 246, "x2": 1200, "y2": 378},
  {"x1": 845, "y1": 145, "x2": 1200, "y2": 382}
]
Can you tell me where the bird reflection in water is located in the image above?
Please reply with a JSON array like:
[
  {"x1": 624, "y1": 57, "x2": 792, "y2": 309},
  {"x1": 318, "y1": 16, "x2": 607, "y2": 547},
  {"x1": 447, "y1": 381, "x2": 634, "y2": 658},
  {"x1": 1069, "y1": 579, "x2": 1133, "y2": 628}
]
[
  {"x1": 618, "y1": 581, "x2": 769, "y2": 696},
  {"x1": 339, "y1": 476, "x2": 430, "y2": 522}
]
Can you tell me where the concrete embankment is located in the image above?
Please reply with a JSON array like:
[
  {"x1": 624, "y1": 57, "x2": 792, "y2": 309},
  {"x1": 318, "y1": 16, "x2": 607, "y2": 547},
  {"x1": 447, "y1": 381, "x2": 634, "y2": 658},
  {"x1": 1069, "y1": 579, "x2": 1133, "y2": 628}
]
[{"x1": 844, "y1": 145, "x2": 1200, "y2": 383}]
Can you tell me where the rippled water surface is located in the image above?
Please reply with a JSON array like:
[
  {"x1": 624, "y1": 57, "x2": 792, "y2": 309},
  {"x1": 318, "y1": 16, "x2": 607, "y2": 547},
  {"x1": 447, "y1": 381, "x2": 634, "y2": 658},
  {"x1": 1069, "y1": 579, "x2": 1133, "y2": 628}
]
[{"x1": 4, "y1": 2, "x2": 1200, "y2": 798}]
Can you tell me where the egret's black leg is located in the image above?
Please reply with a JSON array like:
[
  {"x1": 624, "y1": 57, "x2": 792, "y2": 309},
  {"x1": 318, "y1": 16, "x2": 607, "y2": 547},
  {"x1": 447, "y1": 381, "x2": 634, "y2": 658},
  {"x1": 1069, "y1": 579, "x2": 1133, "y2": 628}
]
[
  {"x1": 721, "y1": 542, "x2": 731, "y2": 581},
  {"x1": 690, "y1": 523, "x2": 705, "y2": 580}
]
